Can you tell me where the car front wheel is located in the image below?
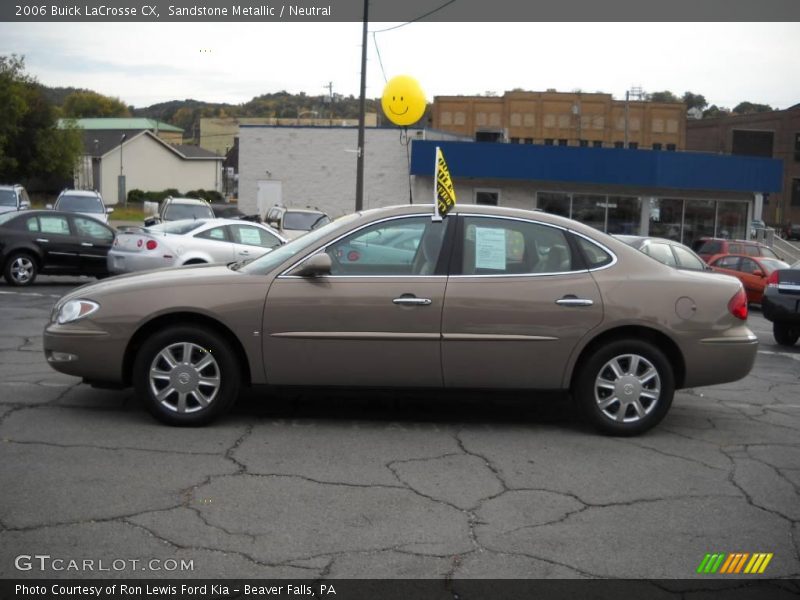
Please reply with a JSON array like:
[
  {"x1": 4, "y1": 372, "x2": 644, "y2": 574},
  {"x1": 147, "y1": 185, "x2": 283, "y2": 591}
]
[
  {"x1": 574, "y1": 339, "x2": 675, "y2": 436},
  {"x1": 133, "y1": 325, "x2": 241, "y2": 426},
  {"x1": 773, "y1": 322, "x2": 799, "y2": 347}
]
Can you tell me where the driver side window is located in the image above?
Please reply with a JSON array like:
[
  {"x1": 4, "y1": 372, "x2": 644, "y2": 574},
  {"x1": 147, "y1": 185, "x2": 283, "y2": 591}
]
[{"x1": 326, "y1": 216, "x2": 446, "y2": 276}]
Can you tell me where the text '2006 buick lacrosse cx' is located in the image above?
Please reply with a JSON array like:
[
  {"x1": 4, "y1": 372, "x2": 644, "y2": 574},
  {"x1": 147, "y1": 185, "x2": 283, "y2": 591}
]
[{"x1": 43, "y1": 204, "x2": 758, "y2": 435}]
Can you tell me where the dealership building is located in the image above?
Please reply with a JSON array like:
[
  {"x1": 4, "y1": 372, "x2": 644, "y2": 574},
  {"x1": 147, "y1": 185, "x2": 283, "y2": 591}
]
[{"x1": 238, "y1": 126, "x2": 782, "y2": 247}]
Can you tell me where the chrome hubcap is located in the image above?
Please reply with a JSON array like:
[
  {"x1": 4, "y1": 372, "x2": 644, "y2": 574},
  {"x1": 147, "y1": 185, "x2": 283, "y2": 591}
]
[
  {"x1": 594, "y1": 354, "x2": 661, "y2": 423},
  {"x1": 149, "y1": 342, "x2": 220, "y2": 413},
  {"x1": 11, "y1": 257, "x2": 34, "y2": 283}
]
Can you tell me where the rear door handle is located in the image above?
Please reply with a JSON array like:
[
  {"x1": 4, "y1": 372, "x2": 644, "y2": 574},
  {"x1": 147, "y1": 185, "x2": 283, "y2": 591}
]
[
  {"x1": 81, "y1": 242, "x2": 93, "y2": 247},
  {"x1": 556, "y1": 296, "x2": 594, "y2": 307},
  {"x1": 36, "y1": 238, "x2": 49, "y2": 243},
  {"x1": 393, "y1": 296, "x2": 432, "y2": 306}
]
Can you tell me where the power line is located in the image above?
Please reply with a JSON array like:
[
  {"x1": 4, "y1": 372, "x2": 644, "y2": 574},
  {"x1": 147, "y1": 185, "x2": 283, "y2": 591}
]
[{"x1": 370, "y1": 0, "x2": 458, "y2": 33}]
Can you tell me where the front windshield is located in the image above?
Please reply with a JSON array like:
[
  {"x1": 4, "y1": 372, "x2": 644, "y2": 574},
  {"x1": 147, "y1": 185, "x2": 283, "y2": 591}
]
[
  {"x1": 164, "y1": 204, "x2": 214, "y2": 220},
  {"x1": 0, "y1": 190, "x2": 16, "y2": 207},
  {"x1": 57, "y1": 194, "x2": 103, "y2": 213},
  {"x1": 284, "y1": 211, "x2": 329, "y2": 231},
  {"x1": 239, "y1": 213, "x2": 359, "y2": 275}
]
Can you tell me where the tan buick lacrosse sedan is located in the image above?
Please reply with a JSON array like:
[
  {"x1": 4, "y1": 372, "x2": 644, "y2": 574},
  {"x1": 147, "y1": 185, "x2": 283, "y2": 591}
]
[{"x1": 44, "y1": 205, "x2": 758, "y2": 435}]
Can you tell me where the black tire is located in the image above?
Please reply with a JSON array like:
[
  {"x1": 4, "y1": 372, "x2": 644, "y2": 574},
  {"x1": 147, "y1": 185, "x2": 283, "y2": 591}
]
[
  {"x1": 3, "y1": 252, "x2": 38, "y2": 286},
  {"x1": 133, "y1": 325, "x2": 241, "y2": 426},
  {"x1": 773, "y1": 322, "x2": 799, "y2": 347},
  {"x1": 574, "y1": 339, "x2": 675, "y2": 436}
]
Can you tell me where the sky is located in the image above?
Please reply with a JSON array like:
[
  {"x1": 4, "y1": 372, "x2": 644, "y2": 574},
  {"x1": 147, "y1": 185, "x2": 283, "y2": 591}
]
[{"x1": 1, "y1": 22, "x2": 798, "y2": 110}]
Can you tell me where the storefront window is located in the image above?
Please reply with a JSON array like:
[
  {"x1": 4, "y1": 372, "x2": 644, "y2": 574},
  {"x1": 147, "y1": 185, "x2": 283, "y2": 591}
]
[
  {"x1": 536, "y1": 192, "x2": 571, "y2": 218},
  {"x1": 606, "y1": 196, "x2": 641, "y2": 234},
  {"x1": 649, "y1": 198, "x2": 683, "y2": 241},
  {"x1": 683, "y1": 199, "x2": 716, "y2": 247},
  {"x1": 572, "y1": 194, "x2": 606, "y2": 231},
  {"x1": 716, "y1": 201, "x2": 747, "y2": 241}
]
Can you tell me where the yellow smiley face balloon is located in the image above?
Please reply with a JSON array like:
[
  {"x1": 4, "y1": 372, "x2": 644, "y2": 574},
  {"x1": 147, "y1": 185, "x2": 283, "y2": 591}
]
[{"x1": 381, "y1": 75, "x2": 427, "y2": 127}]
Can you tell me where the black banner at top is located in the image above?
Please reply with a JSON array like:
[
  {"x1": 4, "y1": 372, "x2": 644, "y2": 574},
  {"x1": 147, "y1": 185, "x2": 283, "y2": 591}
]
[{"x1": 3, "y1": 0, "x2": 800, "y2": 22}]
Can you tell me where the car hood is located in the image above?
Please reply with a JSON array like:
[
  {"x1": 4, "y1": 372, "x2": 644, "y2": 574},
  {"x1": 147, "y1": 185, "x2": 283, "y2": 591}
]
[{"x1": 59, "y1": 264, "x2": 241, "y2": 303}]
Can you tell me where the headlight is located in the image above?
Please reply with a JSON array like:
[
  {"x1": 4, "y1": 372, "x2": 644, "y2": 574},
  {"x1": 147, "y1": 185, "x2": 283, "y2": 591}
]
[{"x1": 56, "y1": 300, "x2": 100, "y2": 324}]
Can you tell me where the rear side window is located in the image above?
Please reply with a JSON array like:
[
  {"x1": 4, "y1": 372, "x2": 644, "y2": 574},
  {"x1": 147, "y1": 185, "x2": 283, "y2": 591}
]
[
  {"x1": 461, "y1": 217, "x2": 575, "y2": 275},
  {"x1": 714, "y1": 256, "x2": 740, "y2": 269},
  {"x1": 643, "y1": 242, "x2": 677, "y2": 266},
  {"x1": 673, "y1": 246, "x2": 706, "y2": 270},
  {"x1": 576, "y1": 236, "x2": 612, "y2": 269}
]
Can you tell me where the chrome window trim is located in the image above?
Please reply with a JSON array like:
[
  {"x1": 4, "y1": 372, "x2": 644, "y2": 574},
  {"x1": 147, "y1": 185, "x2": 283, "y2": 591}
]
[
  {"x1": 454, "y1": 214, "x2": 615, "y2": 278},
  {"x1": 277, "y1": 213, "x2": 439, "y2": 279}
]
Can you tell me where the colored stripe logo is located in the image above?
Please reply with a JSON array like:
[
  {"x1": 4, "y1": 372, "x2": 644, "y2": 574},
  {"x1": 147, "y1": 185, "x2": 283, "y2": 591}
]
[{"x1": 696, "y1": 553, "x2": 773, "y2": 574}]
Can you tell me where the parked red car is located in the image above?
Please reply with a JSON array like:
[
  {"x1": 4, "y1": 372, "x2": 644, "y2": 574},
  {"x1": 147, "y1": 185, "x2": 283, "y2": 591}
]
[
  {"x1": 708, "y1": 254, "x2": 790, "y2": 303},
  {"x1": 693, "y1": 238, "x2": 782, "y2": 263}
]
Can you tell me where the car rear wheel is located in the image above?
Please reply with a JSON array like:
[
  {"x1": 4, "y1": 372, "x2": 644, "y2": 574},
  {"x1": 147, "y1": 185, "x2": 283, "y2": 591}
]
[
  {"x1": 4, "y1": 252, "x2": 38, "y2": 286},
  {"x1": 574, "y1": 339, "x2": 675, "y2": 436},
  {"x1": 133, "y1": 326, "x2": 240, "y2": 426},
  {"x1": 773, "y1": 322, "x2": 799, "y2": 347}
]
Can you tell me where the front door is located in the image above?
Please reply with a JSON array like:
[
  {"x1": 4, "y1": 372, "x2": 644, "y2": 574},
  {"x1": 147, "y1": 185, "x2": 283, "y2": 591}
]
[{"x1": 262, "y1": 215, "x2": 450, "y2": 387}]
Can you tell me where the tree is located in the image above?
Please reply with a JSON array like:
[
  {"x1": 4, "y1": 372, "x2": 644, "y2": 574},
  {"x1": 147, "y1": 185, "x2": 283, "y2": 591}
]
[
  {"x1": 732, "y1": 101, "x2": 773, "y2": 115},
  {"x1": 0, "y1": 54, "x2": 83, "y2": 182},
  {"x1": 702, "y1": 105, "x2": 731, "y2": 119},
  {"x1": 648, "y1": 90, "x2": 681, "y2": 103},
  {"x1": 682, "y1": 91, "x2": 708, "y2": 112},
  {"x1": 62, "y1": 90, "x2": 130, "y2": 118}
]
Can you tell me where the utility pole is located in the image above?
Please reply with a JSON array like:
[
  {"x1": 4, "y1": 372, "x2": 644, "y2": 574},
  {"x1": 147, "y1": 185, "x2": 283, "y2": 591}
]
[
  {"x1": 324, "y1": 81, "x2": 334, "y2": 125},
  {"x1": 355, "y1": 0, "x2": 368, "y2": 212}
]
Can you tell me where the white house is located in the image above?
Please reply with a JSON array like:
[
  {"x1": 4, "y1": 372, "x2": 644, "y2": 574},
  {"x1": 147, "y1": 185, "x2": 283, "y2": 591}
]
[{"x1": 74, "y1": 130, "x2": 223, "y2": 205}]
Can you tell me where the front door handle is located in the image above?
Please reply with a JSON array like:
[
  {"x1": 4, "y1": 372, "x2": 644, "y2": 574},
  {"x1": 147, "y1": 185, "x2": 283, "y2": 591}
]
[
  {"x1": 36, "y1": 238, "x2": 49, "y2": 243},
  {"x1": 393, "y1": 296, "x2": 432, "y2": 306},
  {"x1": 81, "y1": 242, "x2": 93, "y2": 247},
  {"x1": 556, "y1": 295, "x2": 594, "y2": 307}
]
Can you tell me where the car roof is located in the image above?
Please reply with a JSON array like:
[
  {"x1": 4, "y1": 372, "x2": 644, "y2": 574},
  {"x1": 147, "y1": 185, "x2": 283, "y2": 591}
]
[
  {"x1": 166, "y1": 197, "x2": 211, "y2": 205},
  {"x1": 58, "y1": 189, "x2": 101, "y2": 197}
]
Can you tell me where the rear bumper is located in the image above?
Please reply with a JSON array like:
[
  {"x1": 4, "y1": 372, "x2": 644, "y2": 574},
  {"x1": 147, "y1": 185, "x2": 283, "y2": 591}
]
[
  {"x1": 682, "y1": 331, "x2": 758, "y2": 388},
  {"x1": 762, "y1": 291, "x2": 800, "y2": 324},
  {"x1": 107, "y1": 251, "x2": 175, "y2": 274}
]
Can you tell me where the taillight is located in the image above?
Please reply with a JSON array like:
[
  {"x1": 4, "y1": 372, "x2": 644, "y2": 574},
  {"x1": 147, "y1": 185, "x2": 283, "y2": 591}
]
[
  {"x1": 146, "y1": 240, "x2": 158, "y2": 250},
  {"x1": 766, "y1": 270, "x2": 779, "y2": 288},
  {"x1": 728, "y1": 288, "x2": 748, "y2": 320}
]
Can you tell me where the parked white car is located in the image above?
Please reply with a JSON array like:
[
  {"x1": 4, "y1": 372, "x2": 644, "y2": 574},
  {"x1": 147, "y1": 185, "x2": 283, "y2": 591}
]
[
  {"x1": 50, "y1": 189, "x2": 113, "y2": 223},
  {"x1": 107, "y1": 218, "x2": 286, "y2": 274}
]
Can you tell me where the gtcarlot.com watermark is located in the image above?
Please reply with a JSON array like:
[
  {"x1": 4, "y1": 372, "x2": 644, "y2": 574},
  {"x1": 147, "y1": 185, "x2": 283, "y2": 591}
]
[{"x1": 15, "y1": 554, "x2": 194, "y2": 573}]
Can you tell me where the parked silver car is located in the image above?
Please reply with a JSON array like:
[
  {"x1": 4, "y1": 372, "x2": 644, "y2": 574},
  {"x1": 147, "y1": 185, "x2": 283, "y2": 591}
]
[
  {"x1": 46, "y1": 204, "x2": 757, "y2": 435},
  {"x1": 50, "y1": 189, "x2": 113, "y2": 224},
  {"x1": 107, "y1": 218, "x2": 286, "y2": 274},
  {"x1": 0, "y1": 184, "x2": 32, "y2": 214}
]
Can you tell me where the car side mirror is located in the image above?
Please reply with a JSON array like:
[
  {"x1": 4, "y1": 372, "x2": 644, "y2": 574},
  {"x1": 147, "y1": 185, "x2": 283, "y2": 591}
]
[
  {"x1": 45, "y1": 203, "x2": 53, "y2": 209},
  {"x1": 106, "y1": 207, "x2": 114, "y2": 214},
  {"x1": 292, "y1": 253, "x2": 331, "y2": 277}
]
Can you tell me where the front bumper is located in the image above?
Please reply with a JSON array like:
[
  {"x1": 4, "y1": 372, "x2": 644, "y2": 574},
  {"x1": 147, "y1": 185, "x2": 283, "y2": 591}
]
[{"x1": 43, "y1": 323, "x2": 126, "y2": 384}]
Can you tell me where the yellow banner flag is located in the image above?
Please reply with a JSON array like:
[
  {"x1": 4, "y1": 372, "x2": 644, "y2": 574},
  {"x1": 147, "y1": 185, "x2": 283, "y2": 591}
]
[{"x1": 435, "y1": 146, "x2": 456, "y2": 218}]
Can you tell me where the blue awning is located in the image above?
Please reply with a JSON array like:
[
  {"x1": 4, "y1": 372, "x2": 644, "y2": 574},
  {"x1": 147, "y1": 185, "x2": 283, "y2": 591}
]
[{"x1": 410, "y1": 140, "x2": 782, "y2": 194}]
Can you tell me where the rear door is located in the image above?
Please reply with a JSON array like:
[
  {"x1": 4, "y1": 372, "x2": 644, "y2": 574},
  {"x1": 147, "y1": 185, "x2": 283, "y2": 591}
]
[{"x1": 441, "y1": 215, "x2": 604, "y2": 389}]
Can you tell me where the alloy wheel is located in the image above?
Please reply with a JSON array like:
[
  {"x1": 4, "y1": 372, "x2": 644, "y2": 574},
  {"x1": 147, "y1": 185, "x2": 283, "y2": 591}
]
[
  {"x1": 594, "y1": 353, "x2": 662, "y2": 424},
  {"x1": 148, "y1": 342, "x2": 221, "y2": 413}
]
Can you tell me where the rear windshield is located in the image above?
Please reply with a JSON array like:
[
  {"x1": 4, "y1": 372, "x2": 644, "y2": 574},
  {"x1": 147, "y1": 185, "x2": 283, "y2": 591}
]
[
  {"x1": 150, "y1": 220, "x2": 207, "y2": 235},
  {"x1": 0, "y1": 190, "x2": 16, "y2": 207},
  {"x1": 759, "y1": 258, "x2": 790, "y2": 273},
  {"x1": 57, "y1": 194, "x2": 103, "y2": 213},
  {"x1": 164, "y1": 204, "x2": 214, "y2": 221}
]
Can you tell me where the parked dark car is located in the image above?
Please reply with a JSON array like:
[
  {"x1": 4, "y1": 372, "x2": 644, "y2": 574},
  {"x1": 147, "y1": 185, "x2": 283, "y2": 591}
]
[
  {"x1": 785, "y1": 224, "x2": 800, "y2": 241},
  {"x1": 761, "y1": 260, "x2": 800, "y2": 346},
  {"x1": 0, "y1": 210, "x2": 114, "y2": 286}
]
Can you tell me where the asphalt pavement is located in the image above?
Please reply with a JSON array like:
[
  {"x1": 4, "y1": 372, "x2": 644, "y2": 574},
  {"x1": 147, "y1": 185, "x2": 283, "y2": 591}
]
[{"x1": 0, "y1": 276, "x2": 798, "y2": 580}]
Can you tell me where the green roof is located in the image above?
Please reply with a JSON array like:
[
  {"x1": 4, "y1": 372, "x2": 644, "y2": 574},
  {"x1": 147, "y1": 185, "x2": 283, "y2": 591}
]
[{"x1": 58, "y1": 118, "x2": 183, "y2": 132}]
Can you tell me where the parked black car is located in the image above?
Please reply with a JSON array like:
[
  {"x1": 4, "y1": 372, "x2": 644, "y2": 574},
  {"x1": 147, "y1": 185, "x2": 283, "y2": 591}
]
[
  {"x1": 761, "y1": 261, "x2": 800, "y2": 346},
  {"x1": 209, "y1": 203, "x2": 261, "y2": 222},
  {"x1": 0, "y1": 210, "x2": 114, "y2": 286}
]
